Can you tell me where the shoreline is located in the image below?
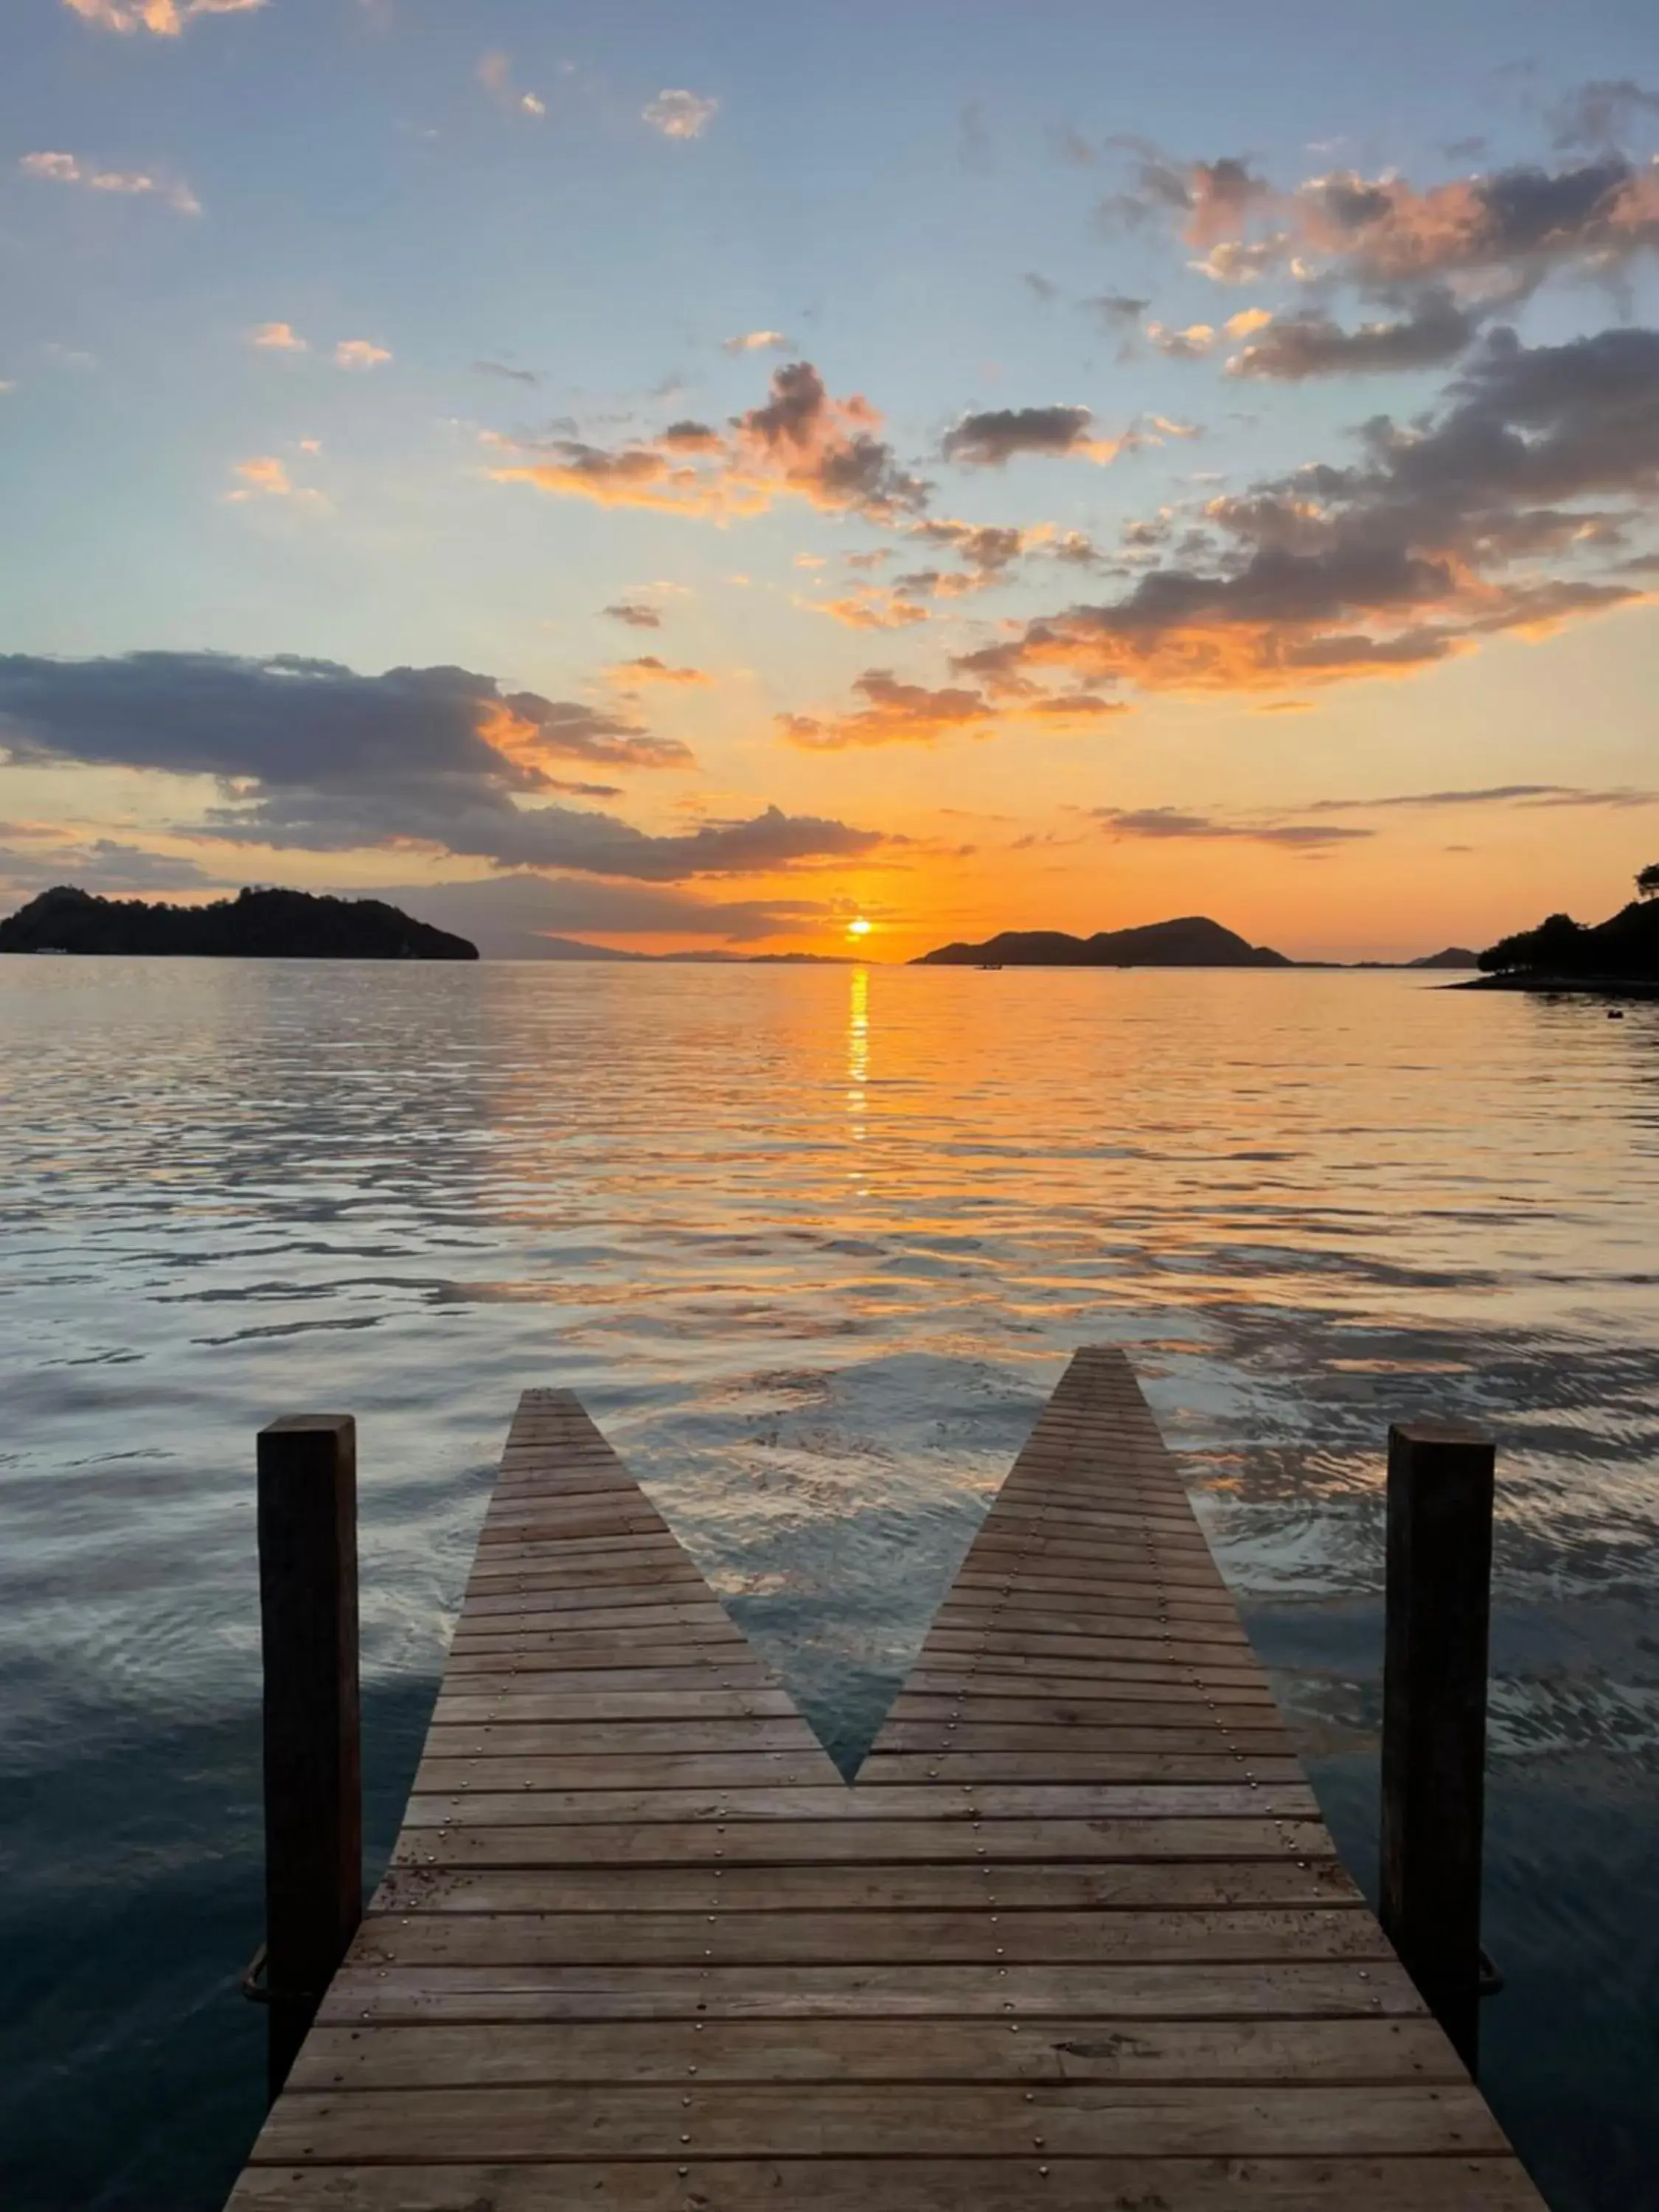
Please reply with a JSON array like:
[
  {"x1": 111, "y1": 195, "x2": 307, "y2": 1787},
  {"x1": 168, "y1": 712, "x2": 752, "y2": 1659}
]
[{"x1": 1451, "y1": 973, "x2": 1659, "y2": 1000}]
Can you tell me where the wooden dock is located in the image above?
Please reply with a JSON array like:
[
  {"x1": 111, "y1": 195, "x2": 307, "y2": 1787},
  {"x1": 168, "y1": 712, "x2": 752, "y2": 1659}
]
[{"x1": 228, "y1": 1346, "x2": 1545, "y2": 2211}]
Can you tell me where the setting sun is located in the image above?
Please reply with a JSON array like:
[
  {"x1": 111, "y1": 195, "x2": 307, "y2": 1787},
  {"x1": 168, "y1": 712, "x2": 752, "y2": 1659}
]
[{"x1": 846, "y1": 916, "x2": 873, "y2": 939}]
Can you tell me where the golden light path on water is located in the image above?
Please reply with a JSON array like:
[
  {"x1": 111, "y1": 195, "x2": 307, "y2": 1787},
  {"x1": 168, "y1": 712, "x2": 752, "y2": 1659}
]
[{"x1": 0, "y1": 957, "x2": 1655, "y2": 2211}]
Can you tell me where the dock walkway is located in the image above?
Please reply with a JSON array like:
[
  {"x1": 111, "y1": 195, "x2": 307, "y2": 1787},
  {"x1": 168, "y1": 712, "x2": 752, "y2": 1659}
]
[{"x1": 229, "y1": 1346, "x2": 1545, "y2": 2211}]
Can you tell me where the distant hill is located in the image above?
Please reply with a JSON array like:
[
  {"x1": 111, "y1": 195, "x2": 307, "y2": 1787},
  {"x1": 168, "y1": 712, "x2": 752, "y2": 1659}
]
[
  {"x1": 1473, "y1": 893, "x2": 1659, "y2": 988},
  {"x1": 488, "y1": 942, "x2": 858, "y2": 964},
  {"x1": 0, "y1": 886, "x2": 478, "y2": 960},
  {"x1": 1408, "y1": 947, "x2": 1481, "y2": 970},
  {"x1": 511, "y1": 934, "x2": 650, "y2": 961},
  {"x1": 914, "y1": 917, "x2": 1292, "y2": 968}
]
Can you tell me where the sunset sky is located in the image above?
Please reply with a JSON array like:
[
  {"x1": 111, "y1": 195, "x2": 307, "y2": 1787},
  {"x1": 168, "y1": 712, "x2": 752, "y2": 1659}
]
[{"x1": 2, "y1": 0, "x2": 1658, "y2": 959}]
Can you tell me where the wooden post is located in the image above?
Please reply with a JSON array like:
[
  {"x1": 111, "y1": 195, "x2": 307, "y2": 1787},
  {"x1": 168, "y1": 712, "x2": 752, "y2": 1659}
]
[
  {"x1": 256, "y1": 1414, "x2": 361, "y2": 2104},
  {"x1": 1379, "y1": 1418, "x2": 1495, "y2": 2075}
]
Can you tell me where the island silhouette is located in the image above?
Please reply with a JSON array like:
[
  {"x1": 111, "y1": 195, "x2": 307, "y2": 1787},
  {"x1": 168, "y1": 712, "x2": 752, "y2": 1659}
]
[
  {"x1": 916, "y1": 917, "x2": 1291, "y2": 967},
  {"x1": 0, "y1": 886, "x2": 478, "y2": 960},
  {"x1": 912, "y1": 917, "x2": 1478, "y2": 970},
  {"x1": 1469, "y1": 863, "x2": 1659, "y2": 994}
]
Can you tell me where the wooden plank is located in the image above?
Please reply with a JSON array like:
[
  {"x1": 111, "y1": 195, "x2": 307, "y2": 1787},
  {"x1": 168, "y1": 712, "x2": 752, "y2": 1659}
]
[
  {"x1": 432, "y1": 1688, "x2": 801, "y2": 1722},
  {"x1": 891, "y1": 1687, "x2": 1281, "y2": 1719},
  {"x1": 316, "y1": 1958, "x2": 1429, "y2": 2023},
  {"x1": 904, "y1": 1665, "x2": 1278, "y2": 1703},
  {"x1": 288, "y1": 2011, "x2": 1447, "y2": 2091},
  {"x1": 434, "y1": 1665, "x2": 776, "y2": 1700},
  {"x1": 392, "y1": 1816, "x2": 1340, "y2": 1868},
  {"x1": 442, "y1": 1632, "x2": 750, "y2": 1671},
  {"x1": 351, "y1": 1906, "x2": 1386, "y2": 1968},
  {"x1": 370, "y1": 1860, "x2": 1365, "y2": 1914},
  {"x1": 875, "y1": 1715, "x2": 1293, "y2": 1746},
  {"x1": 442, "y1": 1626, "x2": 747, "y2": 1665},
  {"x1": 420, "y1": 1717, "x2": 825, "y2": 1754},
  {"x1": 253, "y1": 2079, "x2": 1506, "y2": 2162},
  {"x1": 407, "y1": 1781, "x2": 1321, "y2": 1824},
  {"x1": 229, "y1": 2157, "x2": 1546, "y2": 2212},
  {"x1": 858, "y1": 1756, "x2": 1308, "y2": 1786},
  {"x1": 414, "y1": 1754, "x2": 841, "y2": 1794}
]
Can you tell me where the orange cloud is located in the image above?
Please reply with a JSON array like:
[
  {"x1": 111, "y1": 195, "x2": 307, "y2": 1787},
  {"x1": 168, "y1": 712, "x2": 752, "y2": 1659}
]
[
  {"x1": 228, "y1": 456, "x2": 293, "y2": 498},
  {"x1": 491, "y1": 361, "x2": 927, "y2": 526},
  {"x1": 21, "y1": 149, "x2": 199, "y2": 213},
  {"x1": 779, "y1": 667, "x2": 1128, "y2": 751},
  {"x1": 804, "y1": 591, "x2": 930, "y2": 629},
  {"x1": 251, "y1": 321, "x2": 306, "y2": 351},
  {"x1": 1293, "y1": 161, "x2": 1659, "y2": 288},
  {"x1": 62, "y1": 0, "x2": 262, "y2": 32},
  {"x1": 478, "y1": 697, "x2": 694, "y2": 771},
  {"x1": 779, "y1": 669, "x2": 994, "y2": 751},
  {"x1": 1147, "y1": 321, "x2": 1216, "y2": 358},
  {"x1": 642, "y1": 89, "x2": 717, "y2": 140},
  {"x1": 953, "y1": 326, "x2": 1658, "y2": 703},
  {"x1": 608, "y1": 657, "x2": 711, "y2": 686},
  {"x1": 335, "y1": 338, "x2": 392, "y2": 370},
  {"x1": 1176, "y1": 150, "x2": 1659, "y2": 299}
]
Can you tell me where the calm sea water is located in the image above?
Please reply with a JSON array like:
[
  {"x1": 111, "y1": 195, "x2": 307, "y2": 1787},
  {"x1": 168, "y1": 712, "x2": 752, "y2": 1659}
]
[{"x1": 1, "y1": 959, "x2": 1655, "y2": 2211}]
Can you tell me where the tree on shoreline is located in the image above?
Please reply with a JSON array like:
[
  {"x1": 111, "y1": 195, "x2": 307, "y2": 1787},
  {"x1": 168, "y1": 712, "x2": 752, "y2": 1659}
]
[{"x1": 1638, "y1": 862, "x2": 1659, "y2": 902}]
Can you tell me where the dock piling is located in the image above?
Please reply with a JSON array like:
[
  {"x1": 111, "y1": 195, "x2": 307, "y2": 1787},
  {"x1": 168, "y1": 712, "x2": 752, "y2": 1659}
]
[
  {"x1": 1379, "y1": 1417, "x2": 1496, "y2": 2074},
  {"x1": 255, "y1": 1413, "x2": 361, "y2": 2105}
]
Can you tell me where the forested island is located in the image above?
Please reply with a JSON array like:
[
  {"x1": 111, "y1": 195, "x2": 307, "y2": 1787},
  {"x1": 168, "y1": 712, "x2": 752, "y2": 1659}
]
[
  {"x1": 916, "y1": 917, "x2": 1292, "y2": 967},
  {"x1": 913, "y1": 917, "x2": 1479, "y2": 970},
  {"x1": 1468, "y1": 864, "x2": 1659, "y2": 995},
  {"x1": 0, "y1": 886, "x2": 478, "y2": 960}
]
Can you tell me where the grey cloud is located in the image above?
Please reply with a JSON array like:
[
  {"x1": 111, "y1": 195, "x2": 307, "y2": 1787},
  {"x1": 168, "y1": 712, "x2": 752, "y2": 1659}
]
[
  {"x1": 1344, "y1": 324, "x2": 1659, "y2": 528},
  {"x1": 1082, "y1": 292, "x2": 1150, "y2": 330},
  {"x1": 0, "y1": 650, "x2": 883, "y2": 882},
  {"x1": 1298, "y1": 156, "x2": 1659, "y2": 296},
  {"x1": 1093, "y1": 807, "x2": 1372, "y2": 848},
  {"x1": 1023, "y1": 272, "x2": 1061, "y2": 303},
  {"x1": 602, "y1": 602, "x2": 661, "y2": 627},
  {"x1": 1228, "y1": 291, "x2": 1478, "y2": 379},
  {"x1": 949, "y1": 324, "x2": 1657, "y2": 700},
  {"x1": 473, "y1": 359, "x2": 538, "y2": 384},
  {"x1": 0, "y1": 839, "x2": 229, "y2": 900},
  {"x1": 0, "y1": 653, "x2": 687, "y2": 782},
  {"x1": 365, "y1": 872, "x2": 832, "y2": 953},
  {"x1": 942, "y1": 405, "x2": 1098, "y2": 466},
  {"x1": 205, "y1": 787, "x2": 886, "y2": 880},
  {"x1": 1309, "y1": 783, "x2": 1657, "y2": 812},
  {"x1": 732, "y1": 362, "x2": 930, "y2": 520},
  {"x1": 1550, "y1": 80, "x2": 1659, "y2": 150},
  {"x1": 1096, "y1": 143, "x2": 1273, "y2": 243},
  {"x1": 911, "y1": 521, "x2": 1026, "y2": 573}
]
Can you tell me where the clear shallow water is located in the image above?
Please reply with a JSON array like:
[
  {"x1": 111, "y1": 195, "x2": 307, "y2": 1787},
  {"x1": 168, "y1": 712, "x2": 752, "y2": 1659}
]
[{"x1": 1, "y1": 959, "x2": 1655, "y2": 2211}]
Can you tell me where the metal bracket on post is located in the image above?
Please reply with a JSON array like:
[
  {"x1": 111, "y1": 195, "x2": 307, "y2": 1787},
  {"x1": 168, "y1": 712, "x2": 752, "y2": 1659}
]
[
  {"x1": 255, "y1": 1413, "x2": 361, "y2": 2106},
  {"x1": 1379, "y1": 1418, "x2": 1496, "y2": 2076}
]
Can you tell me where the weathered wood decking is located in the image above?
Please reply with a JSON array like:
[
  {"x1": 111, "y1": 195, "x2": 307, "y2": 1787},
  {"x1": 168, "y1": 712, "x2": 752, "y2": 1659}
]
[{"x1": 229, "y1": 1346, "x2": 1545, "y2": 2211}]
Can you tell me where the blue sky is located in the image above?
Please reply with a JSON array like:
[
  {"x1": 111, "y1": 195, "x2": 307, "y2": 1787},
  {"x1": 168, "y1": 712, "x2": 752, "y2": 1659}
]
[{"x1": 2, "y1": 0, "x2": 1658, "y2": 956}]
